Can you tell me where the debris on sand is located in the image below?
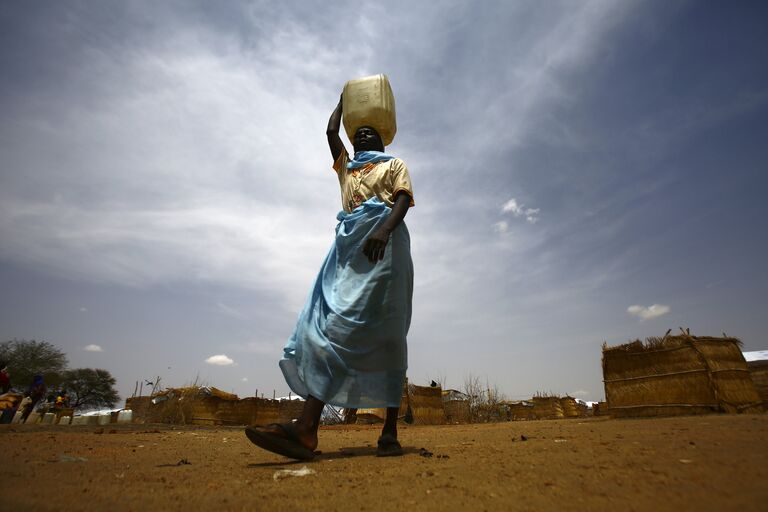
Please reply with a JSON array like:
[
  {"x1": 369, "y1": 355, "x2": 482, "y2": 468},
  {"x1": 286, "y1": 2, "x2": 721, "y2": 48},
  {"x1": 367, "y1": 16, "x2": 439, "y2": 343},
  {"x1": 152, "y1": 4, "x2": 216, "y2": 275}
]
[
  {"x1": 59, "y1": 454, "x2": 88, "y2": 463},
  {"x1": 419, "y1": 447, "x2": 433, "y2": 458},
  {"x1": 155, "y1": 459, "x2": 192, "y2": 468},
  {"x1": 273, "y1": 465, "x2": 316, "y2": 481}
]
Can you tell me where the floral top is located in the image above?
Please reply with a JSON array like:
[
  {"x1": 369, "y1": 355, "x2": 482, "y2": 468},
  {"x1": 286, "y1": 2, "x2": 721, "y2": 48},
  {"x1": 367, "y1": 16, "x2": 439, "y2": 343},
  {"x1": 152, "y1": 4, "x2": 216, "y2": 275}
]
[{"x1": 333, "y1": 151, "x2": 415, "y2": 213}]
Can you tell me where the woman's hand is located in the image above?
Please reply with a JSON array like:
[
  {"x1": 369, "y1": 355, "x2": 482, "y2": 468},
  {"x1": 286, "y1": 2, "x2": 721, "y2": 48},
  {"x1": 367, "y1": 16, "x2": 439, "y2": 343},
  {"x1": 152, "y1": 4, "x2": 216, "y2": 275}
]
[
  {"x1": 363, "y1": 227, "x2": 391, "y2": 263},
  {"x1": 362, "y1": 193, "x2": 412, "y2": 263}
]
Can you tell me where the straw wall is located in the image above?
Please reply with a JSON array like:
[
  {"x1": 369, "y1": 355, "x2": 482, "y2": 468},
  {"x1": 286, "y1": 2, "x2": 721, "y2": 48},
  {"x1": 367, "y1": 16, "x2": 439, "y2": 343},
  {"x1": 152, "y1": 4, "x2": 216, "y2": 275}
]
[
  {"x1": 602, "y1": 335, "x2": 763, "y2": 417},
  {"x1": 507, "y1": 402, "x2": 534, "y2": 421},
  {"x1": 125, "y1": 389, "x2": 305, "y2": 426},
  {"x1": 443, "y1": 400, "x2": 471, "y2": 423},
  {"x1": 560, "y1": 397, "x2": 580, "y2": 418},
  {"x1": 748, "y1": 360, "x2": 768, "y2": 405},
  {"x1": 399, "y1": 384, "x2": 445, "y2": 425},
  {"x1": 530, "y1": 397, "x2": 564, "y2": 420},
  {"x1": 593, "y1": 402, "x2": 608, "y2": 416}
]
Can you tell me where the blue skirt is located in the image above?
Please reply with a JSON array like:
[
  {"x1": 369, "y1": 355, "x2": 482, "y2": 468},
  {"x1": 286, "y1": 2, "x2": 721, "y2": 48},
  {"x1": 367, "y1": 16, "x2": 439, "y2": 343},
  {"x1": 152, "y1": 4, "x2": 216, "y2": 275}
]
[{"x1": 280, "y1": 198, "x2": 412, "y2": 408}]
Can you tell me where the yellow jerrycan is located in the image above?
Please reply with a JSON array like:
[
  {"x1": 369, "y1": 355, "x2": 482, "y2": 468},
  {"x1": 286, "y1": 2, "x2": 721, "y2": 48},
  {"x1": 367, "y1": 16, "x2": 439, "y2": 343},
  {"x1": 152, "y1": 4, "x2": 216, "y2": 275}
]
[{"x1": 342, "y1": 74, "x2": 397, "y2": 146}]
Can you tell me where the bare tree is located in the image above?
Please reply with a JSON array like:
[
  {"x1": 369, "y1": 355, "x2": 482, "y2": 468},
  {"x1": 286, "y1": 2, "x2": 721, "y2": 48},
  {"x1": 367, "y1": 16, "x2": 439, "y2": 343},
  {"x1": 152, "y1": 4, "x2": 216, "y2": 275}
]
[{"x1": 463, "y1": 373, "x2": 483, "y2": 423}]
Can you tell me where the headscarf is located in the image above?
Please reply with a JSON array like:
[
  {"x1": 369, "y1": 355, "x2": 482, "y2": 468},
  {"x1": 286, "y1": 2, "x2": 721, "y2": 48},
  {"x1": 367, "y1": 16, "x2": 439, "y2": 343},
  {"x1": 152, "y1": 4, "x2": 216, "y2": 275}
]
[{"x1": 347, "y1": 150, "x2": 395, "y2": 170}]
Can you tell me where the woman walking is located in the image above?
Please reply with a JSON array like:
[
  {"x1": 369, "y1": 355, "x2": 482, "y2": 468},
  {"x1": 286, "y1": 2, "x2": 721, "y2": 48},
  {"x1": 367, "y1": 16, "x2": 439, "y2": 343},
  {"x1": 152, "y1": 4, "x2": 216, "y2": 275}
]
[{"x1": 246, "y1": 93, "x2": 414, "y2": 460}]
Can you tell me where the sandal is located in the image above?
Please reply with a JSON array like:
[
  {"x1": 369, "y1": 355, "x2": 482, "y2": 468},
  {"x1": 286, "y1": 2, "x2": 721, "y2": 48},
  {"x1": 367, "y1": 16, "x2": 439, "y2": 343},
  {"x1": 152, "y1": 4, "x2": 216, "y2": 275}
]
[
  {"x1": 376, "y1": 433, "x2": 403, "y2": 457},
  {"x1": 245, "y1": 423, "x2": 315, "y2": 461}
]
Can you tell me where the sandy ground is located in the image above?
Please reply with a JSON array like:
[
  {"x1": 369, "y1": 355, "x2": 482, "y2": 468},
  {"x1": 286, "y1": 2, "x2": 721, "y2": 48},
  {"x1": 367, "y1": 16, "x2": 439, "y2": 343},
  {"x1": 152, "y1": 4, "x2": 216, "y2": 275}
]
[{"x1": 1, "y1": 414, "x2": 766, "y2": 511}]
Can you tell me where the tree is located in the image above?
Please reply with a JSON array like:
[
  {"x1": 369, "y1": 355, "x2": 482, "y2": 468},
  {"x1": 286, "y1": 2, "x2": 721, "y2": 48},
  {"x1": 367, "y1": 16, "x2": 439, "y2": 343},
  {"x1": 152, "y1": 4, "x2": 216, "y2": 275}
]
[
  {"x1": 60, "y1": 368, "x2": 120, "y2": 409},
  {"x1": 0, "y1": 339, "x2": 68, "y2": 390},
  {"x1": 463, "y1": 373, "x2": 483, "y2": 423}
]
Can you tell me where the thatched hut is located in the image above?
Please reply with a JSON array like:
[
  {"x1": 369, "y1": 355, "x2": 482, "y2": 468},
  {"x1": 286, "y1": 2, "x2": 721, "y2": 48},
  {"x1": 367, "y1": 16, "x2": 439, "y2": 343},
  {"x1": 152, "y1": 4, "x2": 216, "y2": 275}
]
[
  {"x1": 602, "y1": 333, "x2": 763, "y2": 418},
  {"x1": 530, "y1": 396, "x2": 564, "y2": 420},
  {"x1": 354, "y1": 382, "x2": 446, "y2": 425},
  {"x1": 560, "y1": 396, "x2": 585, "y2": 418},
  {"x1": 441, "y1": 389, "x2": 470, "y2": 423},
  {"x1": 443, "y1": 400, "x2": 470, "y2": 423},
  {"x1": 403, "y1": 383, "x2": 445, "y2": 424},
  {"x1": 505, "y1": 401, "x2": 534, "y2": 421}
]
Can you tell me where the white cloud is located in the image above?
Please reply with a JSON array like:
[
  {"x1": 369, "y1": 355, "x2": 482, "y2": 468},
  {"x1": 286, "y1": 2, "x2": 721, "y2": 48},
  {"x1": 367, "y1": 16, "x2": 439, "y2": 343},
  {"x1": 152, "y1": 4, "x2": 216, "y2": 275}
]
[
  {"x1": 501, "y1": 198, "x2": 540, "y2": 224},
  {"x1": 627, "y1": 304, "x2": 671, "y2": 320},
  {"x1": 205, "y1": 354, "x2": 234, "y2": 366},
  {"x1": 79, "y1": 307, "x2": 88, "y2": 313},
  {"x1": 493, "y1": 221, "x2": 508, "y2": 233},
  {"x1": 241, "y1": 377, "x2": 248, "y2": 382},
  {"x1": 569, "y1": 389, "x2": 590, "y2": 397},
  {"x1": 83, "y1": 344, "x2": 103, "y2": 352}
]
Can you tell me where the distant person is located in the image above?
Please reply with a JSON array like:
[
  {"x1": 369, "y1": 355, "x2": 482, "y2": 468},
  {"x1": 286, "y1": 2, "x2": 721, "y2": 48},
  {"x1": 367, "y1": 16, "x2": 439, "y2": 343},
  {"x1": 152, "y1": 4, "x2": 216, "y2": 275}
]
[
  {"x1": 0, "y1": 361, "x2": 10, "y2": 393},
  {"x1": 55, "y1": 390, "x2": 69, "y2": 409},
  {"x1": 246, "y1": 92, "x2": 414, "y2": 459},
  {"x1": 21, "y1": 375, "x2": 46, "y2": 423}
]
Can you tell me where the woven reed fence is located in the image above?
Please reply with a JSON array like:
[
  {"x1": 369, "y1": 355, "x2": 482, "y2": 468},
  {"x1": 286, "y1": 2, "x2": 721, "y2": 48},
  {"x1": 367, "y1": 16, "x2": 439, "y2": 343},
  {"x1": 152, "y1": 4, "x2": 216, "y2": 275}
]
[
  {"x1": 560, "y1": 396, "x2": 588, "y2": 418},
  {"x1": 125, "y1": 387, "x2": 305, "y2": 426},
  {"x1": 356, "y1": 383, "x2": 446, "y2": 425},
  {"x1": 747, "y1": 360, "x2": 768, "y2": 406},
  {"x1": 443, "y1": 399, "x2": 471, "y2": 423},
  {"x1": 530, "y1": 396, "x2": 565, "y2": 420},
  {"x1": 506, "y1": 402, "x2": 534, "y2": 421},
  {"x1": 602, "y1": 333, "x2": 763, "y2": 418},
  {"x1": 404, "y1": 383, "x2": 446, "y2": 424}
]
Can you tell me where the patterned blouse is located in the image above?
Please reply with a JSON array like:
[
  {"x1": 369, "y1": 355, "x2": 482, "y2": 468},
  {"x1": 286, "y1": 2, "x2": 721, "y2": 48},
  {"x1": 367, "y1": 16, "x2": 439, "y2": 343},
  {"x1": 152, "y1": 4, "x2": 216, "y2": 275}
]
[{"x1": 333, "y1": 151, "x2": 415, "y2": 213}]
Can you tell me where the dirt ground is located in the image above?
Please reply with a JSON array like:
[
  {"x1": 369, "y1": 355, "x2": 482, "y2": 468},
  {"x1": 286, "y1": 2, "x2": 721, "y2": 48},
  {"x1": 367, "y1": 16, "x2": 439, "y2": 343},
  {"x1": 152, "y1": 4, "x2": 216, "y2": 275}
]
[{"x1": 1, "y1": 414, "x2": 766, "y2": 511}]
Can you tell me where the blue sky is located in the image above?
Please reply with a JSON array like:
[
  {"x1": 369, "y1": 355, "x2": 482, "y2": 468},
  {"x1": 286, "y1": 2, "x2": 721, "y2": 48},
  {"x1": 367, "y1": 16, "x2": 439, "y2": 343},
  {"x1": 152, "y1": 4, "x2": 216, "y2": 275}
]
[{"x1": 1, "y1": 0, "x2": 766, "y2": 402}]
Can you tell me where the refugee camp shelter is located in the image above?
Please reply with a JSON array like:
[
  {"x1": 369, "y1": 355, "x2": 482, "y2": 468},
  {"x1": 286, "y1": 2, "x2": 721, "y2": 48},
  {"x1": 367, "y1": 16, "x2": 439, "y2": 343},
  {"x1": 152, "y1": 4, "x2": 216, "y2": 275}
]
[
  {"x1": 743, "y1": 350, "x2": 768, "y2": 406},
  {"x1": 560, "y1": 396, "x2": 589, "y2": 418},
  {"x1": 602, "y1": 333, "x2": 764, "y2": 418},
  {"x1": 357, "y1": 381, "x2": 446, "y2": 425},
  {"x1": 125, "y1": 387, "x2": 304, "y2": 426},
  {"x1": 504, "y1": 401, "x2": 534, "y2": 421},
  {"x1": 442, "y1": 389, "x2": 471, "y2": 424},
  {"x1": 530, "y1": 396, "x2": 565, "y2": 419}
]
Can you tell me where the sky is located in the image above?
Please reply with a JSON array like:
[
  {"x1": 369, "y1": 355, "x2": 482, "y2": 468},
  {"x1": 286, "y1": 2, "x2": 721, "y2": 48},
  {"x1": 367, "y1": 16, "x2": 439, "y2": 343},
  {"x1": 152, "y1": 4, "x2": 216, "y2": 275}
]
[{"x1": 1, "y1": 0, "x2": 767, "y2": 403}]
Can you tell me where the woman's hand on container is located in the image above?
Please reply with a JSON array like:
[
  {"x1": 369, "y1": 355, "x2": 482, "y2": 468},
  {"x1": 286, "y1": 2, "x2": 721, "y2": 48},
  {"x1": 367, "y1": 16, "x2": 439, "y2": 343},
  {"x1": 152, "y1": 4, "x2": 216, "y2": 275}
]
[{"x1": 363, "y1": 228, "x2": 390, "y2": 263}]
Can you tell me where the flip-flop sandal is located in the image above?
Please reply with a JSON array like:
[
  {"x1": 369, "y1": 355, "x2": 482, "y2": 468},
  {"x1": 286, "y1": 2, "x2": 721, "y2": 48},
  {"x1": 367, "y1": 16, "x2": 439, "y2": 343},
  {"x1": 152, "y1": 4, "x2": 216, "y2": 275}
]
[
  {"x1": 245, "y1": 423, "x2": 315, "y2": 461},
  {"x1": 376, "y1": 434, "x2": 403, "y2": 457}
]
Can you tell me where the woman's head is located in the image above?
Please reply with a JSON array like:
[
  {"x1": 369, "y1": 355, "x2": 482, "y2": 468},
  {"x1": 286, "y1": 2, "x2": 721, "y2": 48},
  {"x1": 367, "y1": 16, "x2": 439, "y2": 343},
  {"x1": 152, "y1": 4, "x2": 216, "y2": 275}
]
[{"x1": 353, "y1": 126, "x2": 384, "y2": 153}]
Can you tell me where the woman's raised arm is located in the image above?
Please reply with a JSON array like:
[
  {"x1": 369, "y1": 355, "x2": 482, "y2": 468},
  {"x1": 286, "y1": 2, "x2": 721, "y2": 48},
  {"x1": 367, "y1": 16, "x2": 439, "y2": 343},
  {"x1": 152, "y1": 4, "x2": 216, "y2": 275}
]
[{"x1": 326, "y1": 94, "x2": 346, "y2": 162}]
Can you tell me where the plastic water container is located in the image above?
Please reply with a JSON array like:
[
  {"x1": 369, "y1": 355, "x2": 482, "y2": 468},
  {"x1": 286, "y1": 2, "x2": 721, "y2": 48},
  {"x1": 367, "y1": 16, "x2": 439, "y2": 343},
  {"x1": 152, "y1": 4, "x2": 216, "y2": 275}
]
[
  {"x1": 342, "y1": 74, "x2": 397, "y2": 146},
  {"x1": 71, "y1": 416, "x2": 85, "y2": 425},
  {"x1": 98, "y1": 412, "x2": 112, "y2": 425},
  {"x1": 25, "y1": 412, "x2": 41, "y2": 424},
  {"x1": 41, "y1": 413, "x2": 55, "y2": 424},
  {"x1": 86, "y1": 415, "x2": 100, "y2": 426},
  {"x1": 59, "y1": 415, "x2": 71, "y2": 425},
  {"x1": 11, "y1": 410, "x2": 24, "y2": 424},
  {"x1": 117, "y1": 410, "x2": 133, "y2": 424}
]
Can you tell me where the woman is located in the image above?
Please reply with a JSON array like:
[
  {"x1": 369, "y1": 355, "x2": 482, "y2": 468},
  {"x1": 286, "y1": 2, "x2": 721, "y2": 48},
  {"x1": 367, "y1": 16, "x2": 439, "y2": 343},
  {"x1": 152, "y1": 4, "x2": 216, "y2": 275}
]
[
  {"x1": 21, "y1": 375, "x2": 46, "y2": 423},
  {"x1": 246, "y1": 94, "x2": 414, "y2": 460}
]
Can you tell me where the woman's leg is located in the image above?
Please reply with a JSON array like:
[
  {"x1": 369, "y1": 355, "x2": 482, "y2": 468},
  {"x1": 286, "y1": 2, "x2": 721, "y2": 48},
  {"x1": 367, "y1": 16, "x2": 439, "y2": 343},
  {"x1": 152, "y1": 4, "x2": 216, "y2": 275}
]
[{"x1": 382, "y1": 406, "x2": 399, "y2": 439}]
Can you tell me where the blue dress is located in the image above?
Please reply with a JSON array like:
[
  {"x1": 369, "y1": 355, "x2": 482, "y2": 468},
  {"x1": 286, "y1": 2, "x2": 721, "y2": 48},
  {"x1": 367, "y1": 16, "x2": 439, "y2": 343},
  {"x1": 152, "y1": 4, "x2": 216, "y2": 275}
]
[{"x1": 280, "y1": 197, "x2": 412, "y2": 408}]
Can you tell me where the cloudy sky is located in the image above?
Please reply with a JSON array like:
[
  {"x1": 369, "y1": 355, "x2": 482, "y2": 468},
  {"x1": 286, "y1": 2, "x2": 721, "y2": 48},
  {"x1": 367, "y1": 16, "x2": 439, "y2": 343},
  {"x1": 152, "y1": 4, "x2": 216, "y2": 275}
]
[{"x1": 1, "y1": 1, "x2": 767, "y2": 403}]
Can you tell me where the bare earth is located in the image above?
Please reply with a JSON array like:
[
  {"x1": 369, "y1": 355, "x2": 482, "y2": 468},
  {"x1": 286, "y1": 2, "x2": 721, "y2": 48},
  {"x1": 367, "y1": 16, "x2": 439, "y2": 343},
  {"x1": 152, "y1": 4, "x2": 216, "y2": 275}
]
[{"x1": 1, "y1": 414, "x2": 766, "y2": 511}]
